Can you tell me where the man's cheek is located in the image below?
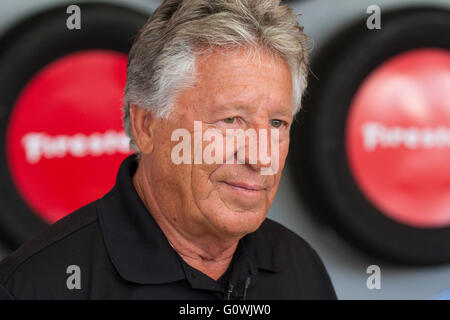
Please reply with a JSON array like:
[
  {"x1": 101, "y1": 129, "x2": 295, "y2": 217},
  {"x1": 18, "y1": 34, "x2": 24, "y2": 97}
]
[
  {"x1": 191, "y1": 166, "x2": 219, "y2": 200},
  {"x1": 278, "y1": 140, "x2": 290, "y2": 167}
]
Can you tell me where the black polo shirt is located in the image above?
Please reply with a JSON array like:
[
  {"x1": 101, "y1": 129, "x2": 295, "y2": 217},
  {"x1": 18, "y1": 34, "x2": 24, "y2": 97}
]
[{"x1": 0, "y1": 155, "x2": 337, "y2": 300}]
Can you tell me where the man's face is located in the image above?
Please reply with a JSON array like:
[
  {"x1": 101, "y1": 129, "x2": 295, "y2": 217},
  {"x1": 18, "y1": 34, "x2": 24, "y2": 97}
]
[{"x1": 142, "y1": 47, "x2": 293, "y2": 239}]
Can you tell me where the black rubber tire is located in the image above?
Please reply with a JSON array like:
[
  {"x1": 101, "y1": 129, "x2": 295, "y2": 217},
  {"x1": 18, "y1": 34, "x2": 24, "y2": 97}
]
[
  {"x1": 0, "y1": 3, "x2": 148, "y2": 250},
  {"x1": 290, "y1": 7, "x2": 450, "y2": 265}
]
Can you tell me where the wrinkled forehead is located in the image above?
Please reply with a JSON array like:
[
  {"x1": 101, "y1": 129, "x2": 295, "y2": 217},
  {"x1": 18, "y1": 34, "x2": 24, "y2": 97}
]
[{"x1": 173, "y1": 46, "x2": 294, "y2": 118}]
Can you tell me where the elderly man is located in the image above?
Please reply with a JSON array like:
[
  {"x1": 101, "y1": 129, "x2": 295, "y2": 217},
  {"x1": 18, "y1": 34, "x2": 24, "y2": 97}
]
[{"x1": 0, "y1": 0, "x2": 336, "y2": 300}]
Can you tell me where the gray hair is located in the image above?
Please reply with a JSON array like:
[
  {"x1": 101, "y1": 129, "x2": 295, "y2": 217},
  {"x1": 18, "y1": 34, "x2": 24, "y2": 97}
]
[{"x1": 123, "y1": 0, "x2": 310, "y2": 152}]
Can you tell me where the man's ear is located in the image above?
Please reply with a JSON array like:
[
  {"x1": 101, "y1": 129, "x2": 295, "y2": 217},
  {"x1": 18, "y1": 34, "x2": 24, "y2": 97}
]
[{"x1": 129, "y1": 103, "x2": 156, "y2": 155}]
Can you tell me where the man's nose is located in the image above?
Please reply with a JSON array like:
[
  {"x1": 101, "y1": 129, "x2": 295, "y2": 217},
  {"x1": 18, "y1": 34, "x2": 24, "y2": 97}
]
[{"x1": 235, "y1": 123, "x2": 278, "y2": 173}]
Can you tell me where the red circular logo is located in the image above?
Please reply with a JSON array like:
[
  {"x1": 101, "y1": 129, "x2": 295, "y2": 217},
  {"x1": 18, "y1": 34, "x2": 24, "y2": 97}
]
[
  {"x1": 6, "y1": 50, "x2": 132, "y2": 224},
  {"x1": 346, "y1": 48, "x2": 450, "y2": 228}
]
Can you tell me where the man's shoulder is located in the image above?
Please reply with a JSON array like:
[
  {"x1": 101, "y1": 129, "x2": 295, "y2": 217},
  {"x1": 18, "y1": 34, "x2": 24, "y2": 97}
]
[
  {"x1": 256, "y1": 218, "x2": 337, "y2": 299},
  {"x1": 258, "y1": 218, "x2": 331, "y2": 277},
  {"x1": 0, "y1": 200, "x2": 101, "y2": 288},
  {"x1": 259, "y1": 218, "x2": 316, "y2": 254}
]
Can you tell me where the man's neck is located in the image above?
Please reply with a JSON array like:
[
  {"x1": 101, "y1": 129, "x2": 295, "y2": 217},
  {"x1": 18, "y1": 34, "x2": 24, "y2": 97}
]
[
  {"x1": 132, "y1": 167, "x2": 239, "y2": 280},
  {"x1": 167, "y1": 239, "x2": 237, "y2": 281}
]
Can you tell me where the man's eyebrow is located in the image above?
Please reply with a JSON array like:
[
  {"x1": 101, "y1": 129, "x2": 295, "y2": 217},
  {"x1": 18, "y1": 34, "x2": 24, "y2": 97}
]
[
  {"x1": 271, "y1": 108, "x2": 293, "y2": 119},
  {"x1": 209, "y1": 103, "x2": 293, "y2": 120},
  {"x1": 213, "y1": 103, "x2": 291, "y2": 114},
  {"x1": 210, "y1": 103, "x2": 253, "y2": 114}
]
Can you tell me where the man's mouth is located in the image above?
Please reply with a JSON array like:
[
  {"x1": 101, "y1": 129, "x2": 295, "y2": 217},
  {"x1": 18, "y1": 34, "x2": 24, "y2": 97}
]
[{"x1": 223, "y1": 181, "x2": 265, "y2": 192}]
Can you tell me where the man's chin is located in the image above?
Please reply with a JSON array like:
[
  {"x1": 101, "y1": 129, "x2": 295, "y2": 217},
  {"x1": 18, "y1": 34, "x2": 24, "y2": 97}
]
[
  {"x1": 217, "y1": 182, "x2": 268, "y2": 209},
  {"x1": 210, "y1": 210, "x2": 266, "y2": 237}
]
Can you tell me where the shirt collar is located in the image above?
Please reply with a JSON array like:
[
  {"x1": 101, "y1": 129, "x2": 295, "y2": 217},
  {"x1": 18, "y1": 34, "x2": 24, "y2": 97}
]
[{"x1": 97, "y1": 154, "x2": 278, "y2": 285}]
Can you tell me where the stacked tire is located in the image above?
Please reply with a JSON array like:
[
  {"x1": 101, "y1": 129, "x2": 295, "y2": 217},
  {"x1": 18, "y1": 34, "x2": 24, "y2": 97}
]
[
  {"x1": 290, "y1": 7, "x2": 450, "y2": 265},
  {"x1": 0, "y1": 3, "x2": 148, "y2": 249}
]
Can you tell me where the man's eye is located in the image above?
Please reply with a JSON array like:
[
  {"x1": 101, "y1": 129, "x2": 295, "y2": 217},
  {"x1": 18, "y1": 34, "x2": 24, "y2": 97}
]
[
  {"x1": 223, "y1": 117, "x2": 238, "y2": 124},
  {"x1": 270, "y1": 119, "x2": 284, "y2": 128}
]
